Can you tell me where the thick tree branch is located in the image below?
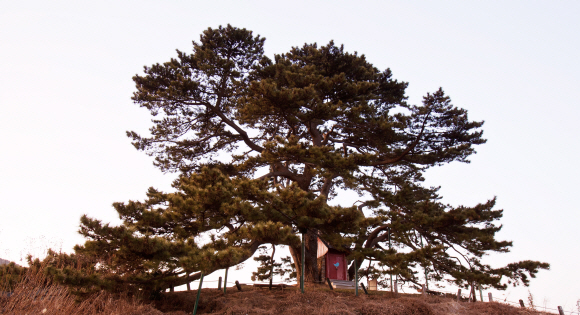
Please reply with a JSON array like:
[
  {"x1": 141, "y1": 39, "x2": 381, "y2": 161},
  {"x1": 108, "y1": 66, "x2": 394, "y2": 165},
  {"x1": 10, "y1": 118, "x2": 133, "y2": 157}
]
[
  {"x1": 307, "y1": 121, "x2": 323, "y2": 147},
  {"x1": 365, "y1": 224, "x2": 390, "y2": 247},
  {"x1": 320, "y1": 174, "x2": 338, "y2": 198},
  {"x1": 258, "y1": 163, "x2": 301, "y2": 182},
  {"x1": 204, "y1": 102, "x2": 265, "y2": 153},
  {"x1": 168, "y1": 241, "x2": 264, "y2": 288},
  {"x1": 321, "y1": 124, "x2": 336, "y2": 146}
]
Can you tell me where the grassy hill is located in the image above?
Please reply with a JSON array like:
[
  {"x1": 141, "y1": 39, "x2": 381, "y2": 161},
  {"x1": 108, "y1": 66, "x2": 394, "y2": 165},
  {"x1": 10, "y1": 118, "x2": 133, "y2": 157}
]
[
  {"x1": 1, "y1": 269, "x2": 556, "y2": 315},
  {"x1": 152, "y1": 285, "x2": 554, "y2": 315}
]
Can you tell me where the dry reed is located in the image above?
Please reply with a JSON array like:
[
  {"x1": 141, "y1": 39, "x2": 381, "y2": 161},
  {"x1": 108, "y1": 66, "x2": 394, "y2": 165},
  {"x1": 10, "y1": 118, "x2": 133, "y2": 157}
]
[{"x1": 0, "y1": 262, "x2": 165, "y2": 315}]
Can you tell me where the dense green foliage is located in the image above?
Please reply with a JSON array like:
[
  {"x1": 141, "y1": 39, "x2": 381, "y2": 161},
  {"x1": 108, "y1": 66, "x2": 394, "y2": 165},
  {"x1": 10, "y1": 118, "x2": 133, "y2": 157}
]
[
  {"x1": 352, "y1": 182, "x2": 549, "y2": 294},
  {"x1": 0, "y1": 262, "x2": 26, "y2": 292},
  {"x1": 49, "y1": 25, "x2": 547, "y2": 294}
]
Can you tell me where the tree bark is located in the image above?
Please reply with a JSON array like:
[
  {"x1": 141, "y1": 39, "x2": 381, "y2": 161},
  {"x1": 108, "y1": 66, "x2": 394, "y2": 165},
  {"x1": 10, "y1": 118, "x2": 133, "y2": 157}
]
[
  {"x1": 289, "y1": 229, "x2": 320, "y2": 283},
  {"x1": 347, "y1": 225, "x2": 391, "y2": 280}
]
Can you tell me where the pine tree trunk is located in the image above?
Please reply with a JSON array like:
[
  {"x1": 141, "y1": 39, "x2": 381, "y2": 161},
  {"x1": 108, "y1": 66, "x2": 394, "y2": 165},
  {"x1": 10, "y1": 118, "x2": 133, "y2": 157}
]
[
  {"x1": 289, "y1": 229, "x2": 320, "y2": 283},
  {"x1": 348, "y1": 258, "x2": 364, "y2": 281}
]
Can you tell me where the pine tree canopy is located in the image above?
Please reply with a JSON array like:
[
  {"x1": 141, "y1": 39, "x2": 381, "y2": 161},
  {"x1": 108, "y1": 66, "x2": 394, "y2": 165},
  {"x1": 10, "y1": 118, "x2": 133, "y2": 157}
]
[{"x1": 51, "y1": 25, "x2": 547, "y2": 294}]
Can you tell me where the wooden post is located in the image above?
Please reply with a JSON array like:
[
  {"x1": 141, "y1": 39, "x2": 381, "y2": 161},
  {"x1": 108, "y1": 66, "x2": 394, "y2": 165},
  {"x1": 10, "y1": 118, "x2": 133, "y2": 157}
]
[
  {"x1": 170, "y1": 283, "x2": 174, "y2": 292},
  {"x1": 557, "y1": 306, "x2": 565, "y2": 315},
  {"x1": 479, "y1": 284, "x2": 483, "y2": 302},
  {"x1": 192, "y1": 271, "x2": 204, "y2": 315},
  {"x1": 420, "y1": 236, "x2": 429, "y2": 291},
  {"x1": 354, "y1": 259, "x2": 358, "y2": 297},
  {"x1": 457, "y1": 289, "x2": 462, "y2": 302},
  {"x1": 488, "y1": 292, "x2": 493, "y2": 302},
  {"x1": 218, "y1": 276, "x2": 222, "y2": 291},
  {"x1": 360, "y1": 282, "x2": 369, "y2": 295},
  {"x1": 223, "y1": 267, "x2": 229, "y2": 294},
  {"x1": 269, "y1": 246, "x2": 275, "y2": 290},
  {"x1": 388, "y1": 227, "x2": 392, "y2": 293},
  {"x1": 422, "y1": 284, "x2": 426, "y2": 296},
  {"x1": 326, "y1": 278, "x2": 334, "y2": 290},
  {"x1": 300, "y1": 229, "x2": 306, "y2": 294},
  {"x1": 519, "y1": 299, "x2": 525, "y2": 307},
  {"x1": 187, "y1": 272, "x2": 191, "y2": 291},
  {"x1": 235, "y1": 280, "x2": 242, "y2": 291}
]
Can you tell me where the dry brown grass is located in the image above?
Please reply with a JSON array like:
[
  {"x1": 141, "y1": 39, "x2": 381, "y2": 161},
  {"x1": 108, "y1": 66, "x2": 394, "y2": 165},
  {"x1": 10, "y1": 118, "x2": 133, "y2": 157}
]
[
  {"x1": 0, "y1": 263, "x2": 170, "y2": 315},
  {"x1": 153, "y1": 285, "x2": 557, "y2": 315},
  {"x1": 1, "y1": 268, "x2": 556, "y2": 315}
]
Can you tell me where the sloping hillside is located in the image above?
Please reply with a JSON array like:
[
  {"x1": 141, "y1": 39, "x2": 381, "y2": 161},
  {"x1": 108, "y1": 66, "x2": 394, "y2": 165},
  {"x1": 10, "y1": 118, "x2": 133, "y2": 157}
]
[
  {"x1": 1, "y1": 267, "x2": 555, "y2": 315},
  {"x1": 152, "y1": 286, "x2": 554, "y2": 315}
]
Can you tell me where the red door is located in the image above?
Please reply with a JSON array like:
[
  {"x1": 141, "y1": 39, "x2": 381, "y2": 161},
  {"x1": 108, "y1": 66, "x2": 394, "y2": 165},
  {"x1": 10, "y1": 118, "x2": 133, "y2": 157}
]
[{"x1": 326, "y1": 253, "x2": 347, "y2": 280}]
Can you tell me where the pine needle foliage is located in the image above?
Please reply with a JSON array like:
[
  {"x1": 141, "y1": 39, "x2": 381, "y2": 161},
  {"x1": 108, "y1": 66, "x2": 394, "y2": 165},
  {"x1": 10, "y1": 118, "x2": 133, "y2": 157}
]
[
  {"x1": 0, "y1": 262, "x2": 26, "y2": 292},
  {"x1": 55, "y1": 25, "x2": 548, "y2": 293}
]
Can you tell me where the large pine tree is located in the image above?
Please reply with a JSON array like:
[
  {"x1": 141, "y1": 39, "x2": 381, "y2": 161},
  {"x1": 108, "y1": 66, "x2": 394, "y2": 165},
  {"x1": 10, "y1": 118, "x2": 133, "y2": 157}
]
[{"x1": 56, "y1": 25, "x2": 547, "y2": 294}]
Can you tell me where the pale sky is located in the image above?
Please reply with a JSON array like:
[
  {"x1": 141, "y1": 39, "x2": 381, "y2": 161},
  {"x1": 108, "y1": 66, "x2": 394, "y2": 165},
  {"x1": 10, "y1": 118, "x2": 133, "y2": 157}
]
[{"x1": 1, "y1": 1, "x2": 579, "y2": 312}]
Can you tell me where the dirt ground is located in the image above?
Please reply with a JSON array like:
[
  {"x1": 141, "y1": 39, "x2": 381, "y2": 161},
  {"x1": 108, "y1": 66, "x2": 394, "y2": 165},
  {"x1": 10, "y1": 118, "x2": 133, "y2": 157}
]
[{"x1": 151, "y1": 285, "x2": 556, "y2": 315}]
